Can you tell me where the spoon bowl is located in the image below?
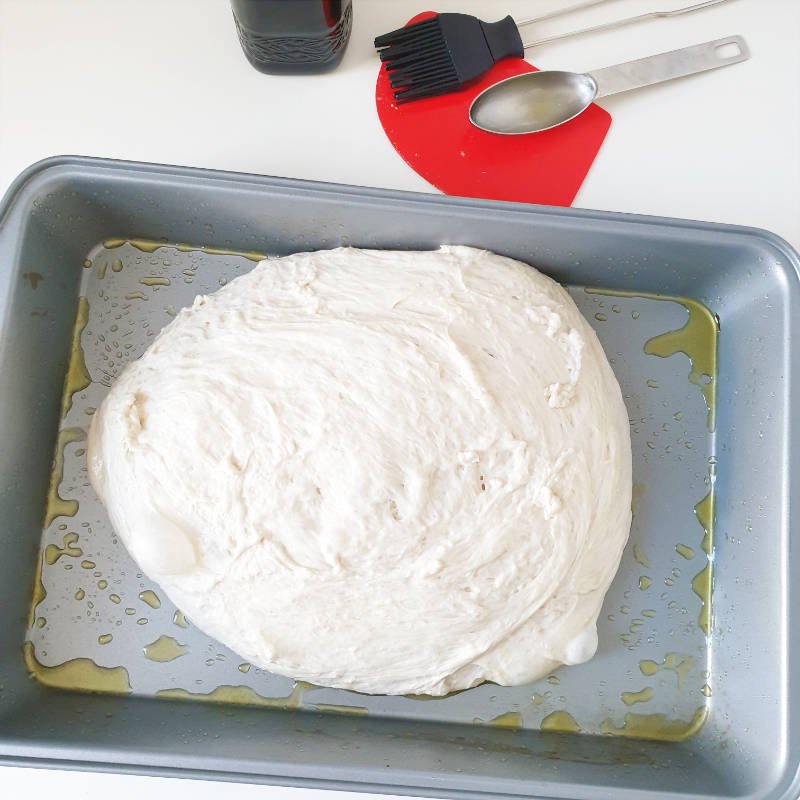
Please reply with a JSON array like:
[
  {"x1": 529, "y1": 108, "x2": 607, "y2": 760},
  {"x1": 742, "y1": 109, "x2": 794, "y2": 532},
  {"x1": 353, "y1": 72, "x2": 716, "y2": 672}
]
[{"x1": 470, "y1": 71, "x2": 598, "y2": 135}]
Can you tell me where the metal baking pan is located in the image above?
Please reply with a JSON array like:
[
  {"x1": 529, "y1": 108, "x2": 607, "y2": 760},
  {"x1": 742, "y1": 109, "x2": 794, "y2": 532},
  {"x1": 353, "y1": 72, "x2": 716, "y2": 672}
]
[{"x1": 0, "y1": 156, "x2": 798, "y2": 800}]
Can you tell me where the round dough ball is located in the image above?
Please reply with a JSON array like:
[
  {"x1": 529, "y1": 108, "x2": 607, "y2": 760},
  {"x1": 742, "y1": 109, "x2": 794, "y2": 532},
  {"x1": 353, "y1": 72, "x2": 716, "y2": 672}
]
[{"x1": 88, "y1": 246, "x2": 632, "y2": 695}]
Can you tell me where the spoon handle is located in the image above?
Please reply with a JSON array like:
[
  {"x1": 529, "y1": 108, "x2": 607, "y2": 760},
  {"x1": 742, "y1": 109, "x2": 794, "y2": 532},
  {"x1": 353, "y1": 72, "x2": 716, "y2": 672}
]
[{"x1": 587, "y1": 36, "x2": 750, "y2": 99}]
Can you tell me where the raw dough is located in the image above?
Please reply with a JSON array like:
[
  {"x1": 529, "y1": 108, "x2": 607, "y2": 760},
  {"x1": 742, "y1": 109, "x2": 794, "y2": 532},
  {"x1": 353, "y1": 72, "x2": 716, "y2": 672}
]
[{"x1": 88, "y1": 246, "x2": 632, "y2": 695}]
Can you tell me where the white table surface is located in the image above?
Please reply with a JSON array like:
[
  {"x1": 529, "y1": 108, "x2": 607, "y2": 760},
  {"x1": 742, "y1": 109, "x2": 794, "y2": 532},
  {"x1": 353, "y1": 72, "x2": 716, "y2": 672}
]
[{"x1": 1, "y1": 1, "x2": 798, "y2": 798}]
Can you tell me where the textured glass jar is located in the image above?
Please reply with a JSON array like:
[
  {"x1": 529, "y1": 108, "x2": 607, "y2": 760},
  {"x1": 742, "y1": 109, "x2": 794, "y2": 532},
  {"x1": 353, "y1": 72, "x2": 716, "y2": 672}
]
[{"x1": 231, "y1": 0, "x2": 353, "y2": 75}]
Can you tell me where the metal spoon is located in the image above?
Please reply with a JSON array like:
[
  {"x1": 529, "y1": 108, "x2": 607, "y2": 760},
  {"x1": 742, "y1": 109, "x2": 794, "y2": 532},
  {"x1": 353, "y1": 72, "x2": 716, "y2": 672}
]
[{"x1": 469, "y1": 36, "x2": 749, "y2": 135}]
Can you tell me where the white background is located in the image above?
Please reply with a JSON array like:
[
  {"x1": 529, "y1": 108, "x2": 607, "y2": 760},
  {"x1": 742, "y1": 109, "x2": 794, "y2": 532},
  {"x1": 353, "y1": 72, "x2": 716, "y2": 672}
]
[{"x1": 1, "y1": 1, "x2": 798, "y2": 798}]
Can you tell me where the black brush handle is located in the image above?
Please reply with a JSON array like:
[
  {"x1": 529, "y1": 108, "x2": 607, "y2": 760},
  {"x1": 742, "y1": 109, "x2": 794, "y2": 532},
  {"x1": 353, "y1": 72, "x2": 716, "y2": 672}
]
[{"x1": 479, "y1": 15, "x2": 524, "y2": 62}]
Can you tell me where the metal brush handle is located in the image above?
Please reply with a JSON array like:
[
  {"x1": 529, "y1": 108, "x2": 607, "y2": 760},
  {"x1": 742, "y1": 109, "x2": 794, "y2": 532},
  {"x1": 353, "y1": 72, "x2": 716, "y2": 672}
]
[
  {"x1": 518, "y1": 0, "x2": 734, "y2": 50},
  {"x1": 516, "y1": 0, "x2": 624, "y2": 27}
]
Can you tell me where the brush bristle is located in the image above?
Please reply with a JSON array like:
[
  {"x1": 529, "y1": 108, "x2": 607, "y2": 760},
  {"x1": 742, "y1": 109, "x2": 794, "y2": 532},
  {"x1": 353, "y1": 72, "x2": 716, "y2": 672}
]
[{"x1": 374, "y1": 16, "x2": 441, "y2": 49}]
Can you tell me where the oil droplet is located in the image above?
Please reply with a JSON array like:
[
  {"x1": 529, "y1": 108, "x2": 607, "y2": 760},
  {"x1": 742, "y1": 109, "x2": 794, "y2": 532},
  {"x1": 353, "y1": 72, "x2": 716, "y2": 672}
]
[
  {"x1": 531, "y1": 693, "x2": 546, "y2": 705},
  {"x1": 111, "y1": 258, "x2": 123, "y2": 272},
  {"x1": 109, "y1": 593, "x2": 121, "y2": 603},
  {"x1": 612, "y1": 304, "x2": 621, "y2": 313},
  {"x1": 600, "y1": 708, "x2": 707, "y2": 742},
  {"x1": 675, "y1": 543, "x2": 695, "y2": 560},
  {"x1": 98, "y1": 633, "x2": 113, "y2": 645},
  {"x1": 140, "y1": 277, "x2": 171, "y2": 287},
  {"x1": 124, "y1": 291, "x2": 148, "y2": 301},
  {"x1": 44, "y1": 531, "x2": 82, "y2": 564},
  {"x1": 540, "y1": 710, "x2": 580, "y2": 733},
  {"x1": 23, "y1": 271, "x2": 44, "y2": 289},
  {"x1": 632, "y1": 310, "x2": 640, "y2": 319},
  {"x1": 546, "y1": 675, "x2": 560, "y2": 685},
  {"x1": 35, "y1": 617, "x2": 46, "y2": 628},
  {"x1": 691, "y1": 564, "x2": 712, "y2": 636},
  {"x1": 97, "y1": 579, "x2": 108, "y2": 590},
  {"x1": 83, "y1": 258, "x2": 92, "y2": 269},
  {"x1": 156, "y1": 680, "x2": 313, "y2": 709},
  {"x1": 74, "y1": 588, "x2": 85, "y2": 601},
  {"x1": 620, "y1": 605, "x2": 630, "y2": 614},
  {"x1": 44, "y1": 427, "x2": 86, "y2": 526},
  {"x1": 238, "y1": 663, "x2": 251, "y2": 673},
  {"x1": 621, "y1": 687, "x2": 653, "y2": 705},
  {"x1": 701, "y1": 684, "x2": 712, "y2": 697},
  {"x1": 60, "y1": 297, "x2": 92, "y2": 416},
  {"x1": 23, "y1": 640, "x2": 131, "y2": 694},
  {"x1": 96, "y1": 261, "x2": 108, "y2": 280},
  {"x1": 638, "y1": 576, "x2": 651, "y2": 590},
  {"x1": 164, "y1": 306, "x2": 177, "y2": 316},
  {"x1": 139, "y1": 590, "x2": 160, "y2": 608},
  {"x1": 638, "y1": 653, "x2": 694, "y2": 688},
  {"x1": 136, "y1": 618, "x2": 148, "y2": 625},
  {"x1": 81, "y1": 560, "x2": 96, "y2": 569},
  {"x1": 175, "y1": 243, "x2": 266, "y2": 262},
  {"x1": 646, "y1": 379, "x2": 659, "y2": 389},
  {"x1": 642, "y1": 609, "x2": 656, "y2": 618},
  {"x1": 594, "y1": 313, "x2": 607, "y2": 322},
  {"x1": 144, "y1": 635, "x2": 188, "y2": 662},
  {"x1": 632, "y1": 542, "x2": 650, "y2": 567},
  {"x1": 475, "y1": 711, "x2": 523, "y2": 730},
  {"x1": 644, "y1": 298, "x2": 717, "y2": 431},
  {"x1": 631, "y1": 483, "x2": 645, "y2": 516},
  {"x1": 692, "y1": 489, "x2": 714, "y2": 635},
  {"x1": 695, "y1": 490, "x2": 714, "y2": 556},
  {"x1": 125, "y1": 608, "x2": 136, "y2": 615},
  {"x1": 173, "y1": 610, "x2": 189, "y2": 628},
  {"x1": 104, "y1": 238, "x2": 164, "y2": 254}
]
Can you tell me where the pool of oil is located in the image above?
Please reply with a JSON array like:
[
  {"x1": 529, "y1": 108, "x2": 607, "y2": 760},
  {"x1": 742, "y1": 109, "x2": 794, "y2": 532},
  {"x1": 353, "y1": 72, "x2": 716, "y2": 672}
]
[{"x1": 25, "y1": 240, "x2": 717, "y2": 743}]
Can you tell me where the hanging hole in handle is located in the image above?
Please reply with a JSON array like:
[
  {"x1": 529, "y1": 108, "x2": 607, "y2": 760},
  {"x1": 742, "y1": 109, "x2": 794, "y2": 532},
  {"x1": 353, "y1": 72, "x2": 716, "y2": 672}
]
[{"x1": 716, "y1": 41, "x2": 742, "y2": 60}]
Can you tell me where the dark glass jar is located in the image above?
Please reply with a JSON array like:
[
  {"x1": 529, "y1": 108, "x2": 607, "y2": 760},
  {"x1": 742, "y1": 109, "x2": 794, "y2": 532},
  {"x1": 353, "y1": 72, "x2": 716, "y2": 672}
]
[{"x1": 231, "y1": 0, "x2": 353, "y2": 75}]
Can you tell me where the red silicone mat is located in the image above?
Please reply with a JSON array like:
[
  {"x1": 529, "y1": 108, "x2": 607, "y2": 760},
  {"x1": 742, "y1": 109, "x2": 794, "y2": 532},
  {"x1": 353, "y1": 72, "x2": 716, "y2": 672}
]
[{"x1": 375, "y1": 12, "x2": 612, "y2": 207}]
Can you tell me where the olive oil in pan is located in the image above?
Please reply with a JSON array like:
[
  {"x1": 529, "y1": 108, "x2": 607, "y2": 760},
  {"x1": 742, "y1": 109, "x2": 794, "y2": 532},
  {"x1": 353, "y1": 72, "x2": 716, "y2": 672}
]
[
  {"x1": 540, "y1": 710, "x2": 581, "y2": 733},
  {"x1": 138, "y1": 590, "x2": 160, "y2": 609},
  {"x1": 60, "y1": 296, "x2": 91, "y2": 417},
  {"x1": 103, "y1": 237, "x2": 266, "y2": 262},
  {"x1": 621, "y1": 687, "x2": 654, "y2": 706},
  {"x1": 156, "y1": 680, "x2": 315, "y2": 709},
  {"x1": 638, "y1": 653, "x2": 694, "y2": 689},
  {"x1": 23, "y1": 640, "x2": 131, "y2": 694},
  {"x1": 43, "y1": 427, "x2": 85, "y2": 527},
  {"x1": 474, "y1": 711, "x2": 523, "y2": 730},
  {"x1": 144, "y1": 635, "x2": 188, "y2": 662},
  {"x1": 586, "y1": 288, "x2": 718, "y2": 431},
  {"x1": 600, "y1": 707, "x2": 707, "y2": 742},
  {"x1": 44, "y1": 532, "x2": 82, "y2": 565}
]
